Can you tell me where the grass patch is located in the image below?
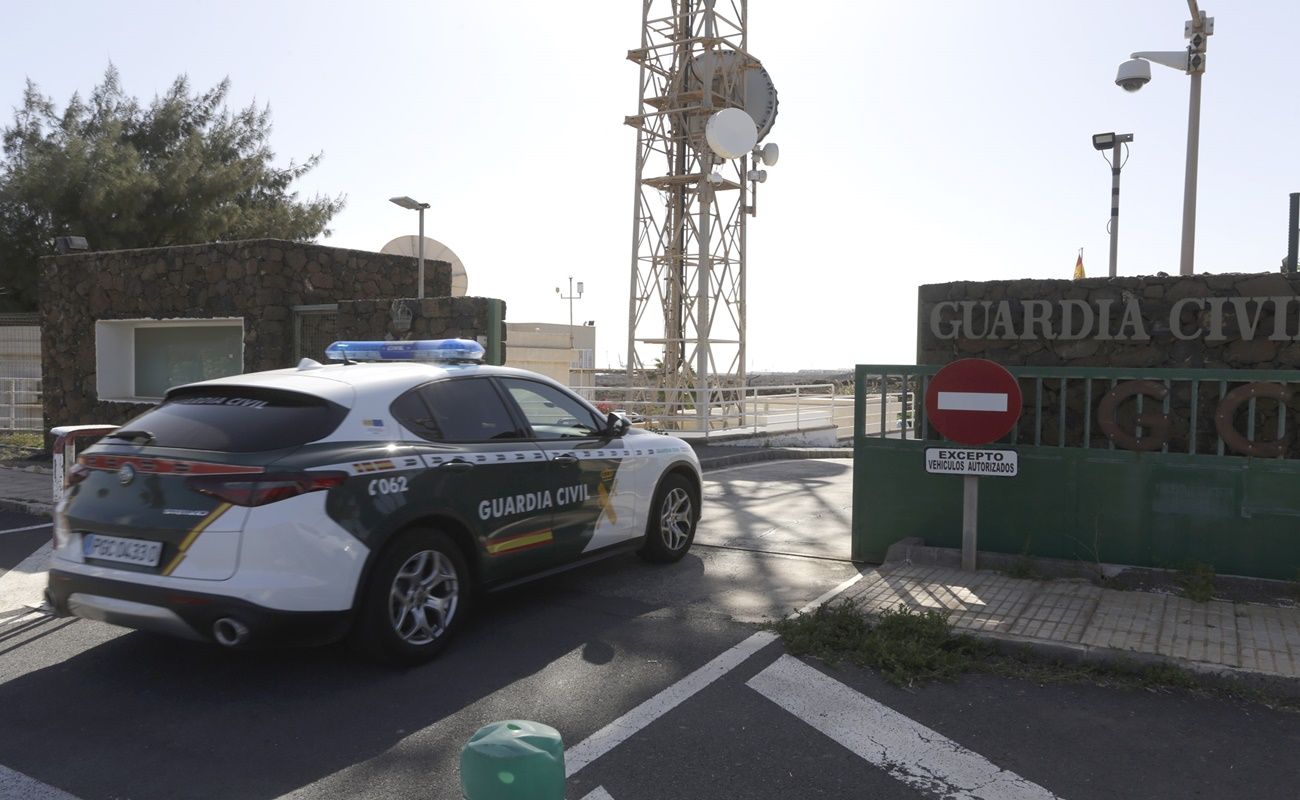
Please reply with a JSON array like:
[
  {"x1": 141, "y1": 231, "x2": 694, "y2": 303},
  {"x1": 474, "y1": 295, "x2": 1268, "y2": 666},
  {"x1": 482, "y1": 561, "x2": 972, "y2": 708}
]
[
  {"x1": 770, "y1": 599, "x2": 1300, "y2": 712},
  {"x1": 0, "y1": 431, "x2": 43, "y2": 461},
  {"x1": 769, "y1": 600, "x2": 991, "y2": 688},
  {"x1": 1174, "y1": 561, "x2": 1216, "y2": 603}
]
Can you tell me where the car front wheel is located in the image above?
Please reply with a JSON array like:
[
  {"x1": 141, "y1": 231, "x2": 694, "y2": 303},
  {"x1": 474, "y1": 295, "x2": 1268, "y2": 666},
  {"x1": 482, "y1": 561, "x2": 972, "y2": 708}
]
[
  {"x1": 354, "y1": 527, "x2": 469, "y2": 666},
  {"x1": 638, "y1": 473, "x2": 698, "y2": 563}
]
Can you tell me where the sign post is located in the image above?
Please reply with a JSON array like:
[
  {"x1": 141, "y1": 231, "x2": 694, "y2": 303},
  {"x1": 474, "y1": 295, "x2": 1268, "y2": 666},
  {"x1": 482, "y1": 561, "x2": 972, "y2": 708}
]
[{"x1": 923, "y1": 360, "x2": 1023, "y2": 571}]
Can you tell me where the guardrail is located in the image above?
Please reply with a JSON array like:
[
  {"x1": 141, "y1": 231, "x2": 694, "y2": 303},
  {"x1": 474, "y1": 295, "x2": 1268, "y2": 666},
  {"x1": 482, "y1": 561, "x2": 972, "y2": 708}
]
[
  {"x1": 571, "y1": 383, "x2": 904, "y2": 439},
  {"x1": 0, "y1": 377, "x2": 42, "y2": 432}
]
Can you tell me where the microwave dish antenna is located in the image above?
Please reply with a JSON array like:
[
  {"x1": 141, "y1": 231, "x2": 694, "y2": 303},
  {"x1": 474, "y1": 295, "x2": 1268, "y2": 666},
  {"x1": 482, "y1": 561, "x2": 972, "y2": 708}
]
[
  {"x1": 380, "y1": 235, "x2": 468, "y2": 297},
  {"x1": 705, "y1": 108, "x2": 758, "y2": 159},
  {"x1": 685, "y1": 51, "x2": 779, "y2": 142}
]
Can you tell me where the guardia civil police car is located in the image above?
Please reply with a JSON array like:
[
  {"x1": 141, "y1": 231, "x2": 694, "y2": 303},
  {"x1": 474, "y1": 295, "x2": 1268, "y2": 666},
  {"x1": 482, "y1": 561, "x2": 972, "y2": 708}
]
[{"x1": 46, "y1": 339, "x2": 702, "y2": 665}]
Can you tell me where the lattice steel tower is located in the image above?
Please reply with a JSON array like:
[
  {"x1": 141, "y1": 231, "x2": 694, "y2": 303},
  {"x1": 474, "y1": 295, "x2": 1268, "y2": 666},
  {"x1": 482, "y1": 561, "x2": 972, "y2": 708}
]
[{"x1": 625, "y1": 0, "x2": 778, "y2": 430}]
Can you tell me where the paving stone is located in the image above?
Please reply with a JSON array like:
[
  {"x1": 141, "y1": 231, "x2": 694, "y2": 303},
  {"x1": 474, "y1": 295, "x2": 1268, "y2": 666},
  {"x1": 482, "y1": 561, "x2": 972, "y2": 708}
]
[
  {"x1": 1235, "y1": 605, "x2": 1300, "y2": 678},
  {"x1": 1008, "y1": 581, "x2": 1103, "y2": 643},
  {"x1": 1156, "y1": 597, "x2": 1239, "y2": 668},
  {"x1": 1080, "y1": 590, "x2": 1168, "y2": 654}
]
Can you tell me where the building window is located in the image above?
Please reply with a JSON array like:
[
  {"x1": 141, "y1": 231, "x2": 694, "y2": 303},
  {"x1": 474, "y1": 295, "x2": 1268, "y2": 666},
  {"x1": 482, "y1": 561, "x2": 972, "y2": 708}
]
[{"x1": 96, "y1": 319, "x2": 245, "y2": 402}]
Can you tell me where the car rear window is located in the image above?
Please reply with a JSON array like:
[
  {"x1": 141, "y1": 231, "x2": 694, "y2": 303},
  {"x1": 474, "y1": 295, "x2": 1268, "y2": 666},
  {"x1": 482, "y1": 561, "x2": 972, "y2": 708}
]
[{"x1": 112, "y1": 387, "x2": 347, "y2": 452}]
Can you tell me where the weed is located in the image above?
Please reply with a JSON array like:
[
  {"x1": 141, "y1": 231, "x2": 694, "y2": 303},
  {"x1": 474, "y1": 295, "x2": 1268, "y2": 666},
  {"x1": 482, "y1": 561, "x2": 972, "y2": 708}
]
[
  {"x1": 0, "y1": 431, "x2": 43, "y2": 461},
  {"x1": 770, "y1": 601, "x2": 990, "y2": 688},
  {"x1": 1175, "y1": 561, "x2": 1216, "y2": 603}
]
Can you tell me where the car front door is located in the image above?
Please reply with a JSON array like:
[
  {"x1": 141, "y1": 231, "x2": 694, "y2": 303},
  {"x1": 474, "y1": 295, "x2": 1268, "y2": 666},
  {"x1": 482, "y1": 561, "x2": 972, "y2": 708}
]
[{"x1": 495, "y1": 377, "x2": 641, "y2": 562}]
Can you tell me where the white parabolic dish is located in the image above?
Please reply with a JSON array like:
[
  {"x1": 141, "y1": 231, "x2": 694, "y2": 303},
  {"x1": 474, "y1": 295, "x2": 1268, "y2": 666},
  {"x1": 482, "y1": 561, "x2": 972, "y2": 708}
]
[
  {"x1": 380, "y1": 235, "x2": 468, "y2": 297},
  {"x1": 705, "y1": 108, "x2": 758, "y2": 160}
]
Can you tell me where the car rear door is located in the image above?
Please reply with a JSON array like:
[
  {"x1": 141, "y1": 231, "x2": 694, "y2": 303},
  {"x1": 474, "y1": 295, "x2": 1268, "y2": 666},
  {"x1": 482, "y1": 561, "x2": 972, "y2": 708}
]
[{"x1": 389, "y1": 377, "x2": 554, "y2": 583}]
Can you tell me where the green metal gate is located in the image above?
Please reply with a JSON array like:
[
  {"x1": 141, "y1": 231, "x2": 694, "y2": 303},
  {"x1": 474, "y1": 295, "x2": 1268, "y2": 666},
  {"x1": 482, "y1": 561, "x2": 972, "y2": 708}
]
[{"x1": 853, "y1": 364, "x2": 1300, "y2": 581}]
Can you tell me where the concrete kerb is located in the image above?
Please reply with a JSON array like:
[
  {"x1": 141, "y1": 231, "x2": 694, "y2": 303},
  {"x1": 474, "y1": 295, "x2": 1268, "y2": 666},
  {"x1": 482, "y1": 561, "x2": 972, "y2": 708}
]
[
  {"x1": 0, "y1": 498, "x2": 53, "y2": 518},
  {"x1": 696, "y1": 447, "x2": 853, "y2": 472}
]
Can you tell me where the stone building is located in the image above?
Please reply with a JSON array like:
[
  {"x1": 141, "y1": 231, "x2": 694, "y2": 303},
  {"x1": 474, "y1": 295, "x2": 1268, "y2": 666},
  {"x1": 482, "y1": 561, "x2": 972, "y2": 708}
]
[{"x1": 39, "y1": 238, "x2": 504, "y2": 431}]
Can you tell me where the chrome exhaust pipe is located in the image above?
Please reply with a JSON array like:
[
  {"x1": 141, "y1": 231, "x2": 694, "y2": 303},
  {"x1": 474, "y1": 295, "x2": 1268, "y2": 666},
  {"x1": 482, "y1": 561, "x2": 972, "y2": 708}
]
[{"x1": 212, "y1": 617, "x2": 250, "y2": 647}]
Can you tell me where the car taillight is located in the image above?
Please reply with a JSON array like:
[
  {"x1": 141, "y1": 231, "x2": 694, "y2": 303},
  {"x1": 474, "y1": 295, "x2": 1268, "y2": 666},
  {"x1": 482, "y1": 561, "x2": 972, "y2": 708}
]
[{"x1": 186, "y1": 472, "x2": 348, "y2": 507}]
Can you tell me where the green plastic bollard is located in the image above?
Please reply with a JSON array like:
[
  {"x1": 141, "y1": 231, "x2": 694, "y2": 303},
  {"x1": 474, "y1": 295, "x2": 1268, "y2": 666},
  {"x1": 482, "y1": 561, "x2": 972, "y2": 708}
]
[{"x1": 460, "y1": 719, "x2": 565, "y2": 800}]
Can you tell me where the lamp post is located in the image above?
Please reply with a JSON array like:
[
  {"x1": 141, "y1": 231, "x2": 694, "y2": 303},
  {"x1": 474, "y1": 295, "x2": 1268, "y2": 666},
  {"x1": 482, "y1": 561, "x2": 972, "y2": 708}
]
[
  {"x1": 1092, "y1": 132, "x2": 1134, "y2": 278},
  {"x1": 1114, "y1": 1, "x2": 1212, "y2": 276},
  {"x1": 556, "y1": 277, "x2": 584, "y2": 350},
  {"x1": 389, "y1": 196, "x2": 431, "y2": 298}
]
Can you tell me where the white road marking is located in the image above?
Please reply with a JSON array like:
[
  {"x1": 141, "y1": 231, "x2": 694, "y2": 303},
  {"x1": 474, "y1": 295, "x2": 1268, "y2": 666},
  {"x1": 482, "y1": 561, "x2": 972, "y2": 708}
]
[
  {"x1": 0, "y1": 764, "x2": 82, "y2": 799},
  {"x1": 937, "y1": 391, "x2": 1008, "y2": 413},
  {"x1": 0, "y1": 541, "x2": 52, "y2": 616},
  {"x1": 795, "y1": 572, "x2": 865, "y2": 615},
  {"x1": 579, "y1": 788, "x2": 615, "y2": 800},
  {"x1": 565, "y1": 570, "x2": 865, "y2": 778},
  {"x1": 564, "y1": 630, "x2": 778, "y2": 778},
  {"x1": 748, "y1": 656, "x2": 1061, "y2": 800},
  {"x1": 0, "y1": 523, "x2": 52, "y2": 536}
]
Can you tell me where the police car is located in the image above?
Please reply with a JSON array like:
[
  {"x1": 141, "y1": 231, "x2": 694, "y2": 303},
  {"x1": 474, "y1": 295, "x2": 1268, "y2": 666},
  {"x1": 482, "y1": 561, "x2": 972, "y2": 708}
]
[{"x1": 46, "y1": 339, "x2": 702, "y2": 665}]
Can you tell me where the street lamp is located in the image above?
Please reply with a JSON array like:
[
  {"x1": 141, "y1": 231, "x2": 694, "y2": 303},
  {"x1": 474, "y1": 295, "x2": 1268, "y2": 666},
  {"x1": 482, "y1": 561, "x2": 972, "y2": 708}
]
[
  {"x1": 1092, "y1": 131, "x2": 1134, "y2": 278},
  {"x1": 389, "y1": 196, "x2": 431, "y2": 298},
  {"x1": 556, "y1": 277, "x2": 584, "y2": 350},
  {"x1": 1115, "y1": 1, "x2": 1213, "y2": 276}
]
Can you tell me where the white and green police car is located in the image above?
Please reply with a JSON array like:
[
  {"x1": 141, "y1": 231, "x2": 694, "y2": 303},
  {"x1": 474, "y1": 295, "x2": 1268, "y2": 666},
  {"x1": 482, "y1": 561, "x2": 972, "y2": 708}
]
[{"x1": 47, "y1": 339, "x2": 702, "y2": 665}]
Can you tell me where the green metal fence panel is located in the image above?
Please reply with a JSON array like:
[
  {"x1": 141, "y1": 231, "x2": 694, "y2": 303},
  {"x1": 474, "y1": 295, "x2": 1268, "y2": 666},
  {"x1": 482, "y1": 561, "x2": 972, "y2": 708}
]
[{"x1": 852, "y1": 364, "x2": 1300, "y2": 580}]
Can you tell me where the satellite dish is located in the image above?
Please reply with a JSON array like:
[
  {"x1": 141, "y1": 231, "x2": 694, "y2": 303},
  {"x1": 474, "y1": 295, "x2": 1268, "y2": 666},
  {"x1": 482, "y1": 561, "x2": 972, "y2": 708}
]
[
  {"x1": 706, "y1": 108, "x2": 758, "y2": 160},
  {"x1": 380, "y1": 235, "x2": 468, "y2": 297},
  {"x1": 759, "y1": 142, "x2": 780, "y2": 167},
  {"x1": 686, "y1": 52, "x2": 779, "y2": 142}
]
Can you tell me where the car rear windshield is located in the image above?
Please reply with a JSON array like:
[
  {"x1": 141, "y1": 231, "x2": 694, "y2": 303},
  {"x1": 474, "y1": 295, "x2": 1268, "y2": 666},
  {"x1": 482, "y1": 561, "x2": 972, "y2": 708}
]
[{"x1": 112, "y1": 387, "x2": 347, "y2": 452}]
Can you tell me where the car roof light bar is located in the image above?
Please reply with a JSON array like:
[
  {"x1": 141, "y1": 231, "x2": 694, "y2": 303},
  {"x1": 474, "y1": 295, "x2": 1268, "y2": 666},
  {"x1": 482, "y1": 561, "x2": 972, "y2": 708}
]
[{"x1": 324, "y1": 339, "x2": 485, "y2": 364}]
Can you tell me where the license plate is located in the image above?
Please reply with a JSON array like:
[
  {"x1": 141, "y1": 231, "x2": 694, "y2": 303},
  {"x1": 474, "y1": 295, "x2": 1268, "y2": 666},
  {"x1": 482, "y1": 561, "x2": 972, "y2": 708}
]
[{"x1": 82, "y1": 534, "x2": 163, "y2": 567}]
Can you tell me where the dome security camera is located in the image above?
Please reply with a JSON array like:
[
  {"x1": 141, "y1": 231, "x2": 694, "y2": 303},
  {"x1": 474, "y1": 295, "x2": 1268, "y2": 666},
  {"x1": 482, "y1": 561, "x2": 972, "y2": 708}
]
[{"x1": 1115, "y1": 59, "x2": 1152, "y2": 92}]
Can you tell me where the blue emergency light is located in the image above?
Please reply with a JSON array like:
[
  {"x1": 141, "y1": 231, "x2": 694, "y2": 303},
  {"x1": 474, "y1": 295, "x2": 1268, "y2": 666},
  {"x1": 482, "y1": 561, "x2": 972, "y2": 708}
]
[{"x1": 324, "y1": 339, "x2": 486, "y2": 363}]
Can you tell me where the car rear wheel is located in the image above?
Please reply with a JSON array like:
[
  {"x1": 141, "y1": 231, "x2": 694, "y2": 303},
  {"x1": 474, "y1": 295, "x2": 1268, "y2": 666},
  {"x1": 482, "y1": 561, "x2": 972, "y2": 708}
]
[
  {"x1": 638, "y1": 473, "x2": 698, "y2": 563},
  {"x1": 354, "y1": 527, "x2": 469, "y2": 666}
]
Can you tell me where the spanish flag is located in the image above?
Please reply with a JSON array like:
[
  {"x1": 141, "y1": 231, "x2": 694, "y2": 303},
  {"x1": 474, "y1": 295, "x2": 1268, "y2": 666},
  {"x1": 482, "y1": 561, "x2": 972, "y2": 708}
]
[{"x1": 1073, "y1": 249, "x2": 1085, "y2": 280}]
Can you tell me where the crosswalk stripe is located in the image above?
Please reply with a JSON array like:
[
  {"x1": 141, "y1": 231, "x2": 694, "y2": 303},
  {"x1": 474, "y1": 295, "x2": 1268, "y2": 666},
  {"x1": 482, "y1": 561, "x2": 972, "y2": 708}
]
[{"x1": 747, "y1": 655, "x2": 1061, "y2": 800}]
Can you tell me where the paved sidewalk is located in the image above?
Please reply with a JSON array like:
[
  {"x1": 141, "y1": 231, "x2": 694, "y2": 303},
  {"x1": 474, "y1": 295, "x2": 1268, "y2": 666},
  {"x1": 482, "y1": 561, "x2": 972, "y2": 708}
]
[{"x1": 841, "y1": 562, "x2": 1300, "y2": 684}]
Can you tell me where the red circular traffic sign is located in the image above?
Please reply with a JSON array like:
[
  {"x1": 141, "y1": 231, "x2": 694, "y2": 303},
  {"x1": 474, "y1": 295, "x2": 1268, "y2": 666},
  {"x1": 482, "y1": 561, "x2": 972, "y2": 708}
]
[{"x1": 924, "y1": 359, "x2": 1023, "y2": 445}]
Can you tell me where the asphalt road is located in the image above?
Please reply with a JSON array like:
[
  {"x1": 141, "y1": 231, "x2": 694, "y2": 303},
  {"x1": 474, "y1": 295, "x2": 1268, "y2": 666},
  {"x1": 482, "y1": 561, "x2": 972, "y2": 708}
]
[{"x1": 3, "y1": 464, "x2": 1299, "y2": 799}]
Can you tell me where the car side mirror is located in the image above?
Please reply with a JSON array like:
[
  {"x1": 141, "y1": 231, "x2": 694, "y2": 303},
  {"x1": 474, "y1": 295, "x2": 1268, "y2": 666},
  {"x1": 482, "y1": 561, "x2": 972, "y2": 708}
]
[{"x1": 606, "y1": 411, "x2": 631, "y2": 437}]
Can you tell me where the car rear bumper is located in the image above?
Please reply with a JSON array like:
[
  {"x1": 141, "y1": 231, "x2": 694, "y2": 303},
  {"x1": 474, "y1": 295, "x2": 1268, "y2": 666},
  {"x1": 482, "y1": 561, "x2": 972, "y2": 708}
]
[{"x1": 47, "y1": 570, "x2": 353, "y2": 648}]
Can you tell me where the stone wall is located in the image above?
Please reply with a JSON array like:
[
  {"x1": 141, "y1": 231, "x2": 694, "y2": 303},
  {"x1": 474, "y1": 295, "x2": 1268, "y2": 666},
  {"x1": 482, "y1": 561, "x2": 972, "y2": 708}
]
[
  {"x1": 917, "y1": 272, "x2": 1300, "y2": 369},
  {"x1": 336, "y1": 297, "x2": 506, "y2": 361},
  {"x1": 39, "y1": 239, "x2": 453, "y2": 430}
]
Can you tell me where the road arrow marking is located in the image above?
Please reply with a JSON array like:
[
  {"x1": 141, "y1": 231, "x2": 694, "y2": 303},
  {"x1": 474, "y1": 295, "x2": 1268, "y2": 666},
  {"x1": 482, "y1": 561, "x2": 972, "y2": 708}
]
[{"x1": 747, "y1": 655, "x2": 1061, "y2": 800}]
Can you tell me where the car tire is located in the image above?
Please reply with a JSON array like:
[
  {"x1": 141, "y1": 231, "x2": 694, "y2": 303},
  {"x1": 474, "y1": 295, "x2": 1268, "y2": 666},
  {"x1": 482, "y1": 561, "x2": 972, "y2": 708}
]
[
  {"x1": 638, "y1": 473, "x2": 698, "y2": 564},
  {"x1": 353, "y1": 527, "x2": 470, "y2": 666}
]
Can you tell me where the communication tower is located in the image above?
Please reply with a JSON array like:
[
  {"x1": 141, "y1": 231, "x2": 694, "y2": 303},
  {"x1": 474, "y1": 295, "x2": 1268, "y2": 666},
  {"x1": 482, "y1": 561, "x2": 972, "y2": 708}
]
[{"x1": 625, "y1": 0, "x2": 779, "y2": 431}]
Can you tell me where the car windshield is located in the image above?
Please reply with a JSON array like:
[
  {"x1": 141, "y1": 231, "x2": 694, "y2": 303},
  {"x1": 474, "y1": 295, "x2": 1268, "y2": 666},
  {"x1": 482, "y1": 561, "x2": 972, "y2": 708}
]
[{"x1": 113, "y1": 387, "x2": 347, "y2": 452}]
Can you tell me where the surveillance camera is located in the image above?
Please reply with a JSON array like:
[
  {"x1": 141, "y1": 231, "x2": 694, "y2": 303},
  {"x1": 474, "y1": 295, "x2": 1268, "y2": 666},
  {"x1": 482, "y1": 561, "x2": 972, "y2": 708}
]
[{"x1": 1115, "y1": 59, "x2": 1151, "y2": 92}]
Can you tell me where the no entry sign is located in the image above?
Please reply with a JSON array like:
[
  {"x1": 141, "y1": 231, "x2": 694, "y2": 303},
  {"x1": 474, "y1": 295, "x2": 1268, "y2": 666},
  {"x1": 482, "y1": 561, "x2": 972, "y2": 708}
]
[{"x1": 924, "y1": 359, "x2": 1022, "y2": 445}]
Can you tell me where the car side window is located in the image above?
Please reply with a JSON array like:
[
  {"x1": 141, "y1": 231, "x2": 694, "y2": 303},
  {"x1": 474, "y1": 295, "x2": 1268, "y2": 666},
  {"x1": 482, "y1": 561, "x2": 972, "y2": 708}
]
[
  {"x1": 391, "y1": 378, "x2": 524, "y2": 442},
  {"x1": 499, "y1": 378, "x2": 603, "y2": 440}
]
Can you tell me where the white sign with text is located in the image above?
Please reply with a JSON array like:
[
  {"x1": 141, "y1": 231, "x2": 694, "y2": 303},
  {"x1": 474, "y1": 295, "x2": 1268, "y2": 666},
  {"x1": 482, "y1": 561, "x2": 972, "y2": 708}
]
[{"x1": 924, "y1": 448, "x2": 1019, "y2": 477}]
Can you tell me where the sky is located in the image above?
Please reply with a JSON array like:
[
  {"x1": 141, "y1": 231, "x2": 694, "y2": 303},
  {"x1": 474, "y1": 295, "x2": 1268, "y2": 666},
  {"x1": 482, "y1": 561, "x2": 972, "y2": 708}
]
[{"x1": 3, "y1": 1, "x2": 1298, "y2": 370}]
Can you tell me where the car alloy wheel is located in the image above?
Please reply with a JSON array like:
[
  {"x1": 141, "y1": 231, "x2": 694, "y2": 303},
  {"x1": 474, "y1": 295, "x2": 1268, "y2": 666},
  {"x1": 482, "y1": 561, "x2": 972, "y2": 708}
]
[
  {"x1": 659, "y1": 486, "x2": 693, "y2": 552},
  {"x1": 388, "y1": 549, "x2": 460, "y2": 645}
]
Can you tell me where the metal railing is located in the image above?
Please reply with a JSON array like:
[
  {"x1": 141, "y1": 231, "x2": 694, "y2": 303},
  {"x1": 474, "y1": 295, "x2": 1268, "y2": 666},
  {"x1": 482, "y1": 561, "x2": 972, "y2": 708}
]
[
  {"x1": 856, "y1": 364, "x2": 1300, "y2": 458},
  {"x1": 0, "y1": 377, "x2": 42, "y2": 432},
  {"x1": 570, "y1": 382, "x2": 891, "y2": 438}
]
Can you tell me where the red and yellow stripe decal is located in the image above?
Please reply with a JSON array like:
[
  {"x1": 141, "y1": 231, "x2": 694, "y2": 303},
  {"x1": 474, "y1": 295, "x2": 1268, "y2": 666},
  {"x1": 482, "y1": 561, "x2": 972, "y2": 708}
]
[
  {"x1": 160, "y1": 502, "x2": 233, "y2": 576},
  {"x1": 79, "y1": 455, "x2": 264, "y2": 476},
  {"x1": 486, "y1": 529, "x2": 554, "y2": 557}
]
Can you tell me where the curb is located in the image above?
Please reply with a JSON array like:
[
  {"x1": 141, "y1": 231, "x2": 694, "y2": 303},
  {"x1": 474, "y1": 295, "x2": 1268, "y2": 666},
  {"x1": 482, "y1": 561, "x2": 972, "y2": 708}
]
[
  {"x1": 0, "y1": 497, "x2": 53, "y2": 518},
  {"x1": 699, "y1": 447, "x2": 853, "y2": 472},
  {"x1": 972, "y1": 629, "x2": 1300, "y2": 702}
]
